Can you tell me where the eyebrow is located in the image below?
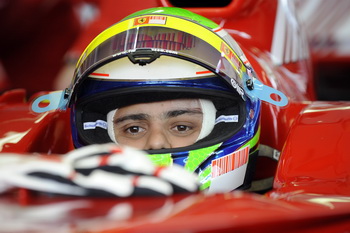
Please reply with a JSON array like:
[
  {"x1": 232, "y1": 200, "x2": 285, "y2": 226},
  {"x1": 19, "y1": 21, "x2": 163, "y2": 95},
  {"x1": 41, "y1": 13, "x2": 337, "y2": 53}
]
[
  {"x1": 114, "y1": 109, "x2": 202, "y2": 124},
  {"x1": 165, "y1": 109, "x2": 202, "y2": 118},
  {"x1": 114, "y1": 113, "x2": 149, "y2": 123}
]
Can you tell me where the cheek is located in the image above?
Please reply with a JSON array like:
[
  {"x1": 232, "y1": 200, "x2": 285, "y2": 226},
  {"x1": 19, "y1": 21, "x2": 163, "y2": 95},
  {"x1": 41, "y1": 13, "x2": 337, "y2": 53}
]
[{"x1": 168, "y1": 132, "x2": 200, "y2": 148}]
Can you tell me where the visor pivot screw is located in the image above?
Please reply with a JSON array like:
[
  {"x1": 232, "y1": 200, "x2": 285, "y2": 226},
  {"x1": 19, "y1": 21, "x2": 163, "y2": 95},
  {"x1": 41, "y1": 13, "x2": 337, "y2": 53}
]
[{"x1": 246, "y1": 79, "x2": 254, "y2": 90}]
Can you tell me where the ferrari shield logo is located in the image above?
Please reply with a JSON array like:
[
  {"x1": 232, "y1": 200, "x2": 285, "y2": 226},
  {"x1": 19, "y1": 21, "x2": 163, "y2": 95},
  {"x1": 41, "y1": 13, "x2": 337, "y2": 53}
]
[
  {"x1": 134, "y1": 16, "x2": 167, "y2": 26},
  {"x1": 135, "y1": 17, "x2": 149, "y2": 25},
  {"x1": 221, "y1": 42, "x2": 242, "y2": 70}
]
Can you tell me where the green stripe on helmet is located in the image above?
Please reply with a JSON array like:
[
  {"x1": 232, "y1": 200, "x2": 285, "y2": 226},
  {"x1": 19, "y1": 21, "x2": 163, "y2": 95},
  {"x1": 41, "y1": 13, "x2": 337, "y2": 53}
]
[
  {"x1": 185, "y1": 143, "x2": 222, "y2": 172},
  {"x1": 148, "y1": 153, "x2": 172, "y2": 166}
]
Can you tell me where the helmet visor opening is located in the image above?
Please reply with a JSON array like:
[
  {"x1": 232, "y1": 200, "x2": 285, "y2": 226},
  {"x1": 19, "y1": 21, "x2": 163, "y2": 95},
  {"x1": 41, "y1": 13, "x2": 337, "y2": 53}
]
[{"x1": 74, "y1": 86, "x2": 246, "y2": 152}]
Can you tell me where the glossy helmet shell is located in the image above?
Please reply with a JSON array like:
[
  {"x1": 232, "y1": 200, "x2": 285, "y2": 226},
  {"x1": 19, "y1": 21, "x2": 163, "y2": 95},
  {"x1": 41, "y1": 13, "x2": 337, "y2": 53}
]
[{"x1": 68, "y1": 7, "x2": 261, "y2": 192}]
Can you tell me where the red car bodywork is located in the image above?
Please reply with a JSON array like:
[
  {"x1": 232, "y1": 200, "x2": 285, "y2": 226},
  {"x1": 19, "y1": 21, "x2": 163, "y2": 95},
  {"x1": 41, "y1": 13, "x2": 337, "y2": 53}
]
[{"x1": 0, "y1": 0, "x2": 349, "y2": 232}]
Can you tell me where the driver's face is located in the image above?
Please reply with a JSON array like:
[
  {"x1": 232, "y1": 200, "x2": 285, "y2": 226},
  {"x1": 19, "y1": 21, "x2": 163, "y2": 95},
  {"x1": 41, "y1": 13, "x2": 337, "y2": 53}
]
[{"x1": 112, "y1": 99, "x2": 203, "y2": 150}]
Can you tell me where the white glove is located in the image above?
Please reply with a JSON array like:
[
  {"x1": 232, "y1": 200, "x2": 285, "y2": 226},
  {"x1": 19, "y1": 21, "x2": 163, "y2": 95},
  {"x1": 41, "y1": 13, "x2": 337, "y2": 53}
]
[{"x1": 0, "y1": 144, "x2": 199, "y2": 197}]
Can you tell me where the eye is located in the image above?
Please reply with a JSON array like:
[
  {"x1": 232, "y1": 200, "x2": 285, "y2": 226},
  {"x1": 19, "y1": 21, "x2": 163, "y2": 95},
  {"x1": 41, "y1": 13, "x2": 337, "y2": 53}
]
[
  {"x1": 171, "y1": 124, "x2": 193, "y2": 134},
  {"x1": 126, "y1": 126, "x2": 145, "y2": 135},
  {"x1": 176, "y1": 125, "x2": 191, "y2": 132}
]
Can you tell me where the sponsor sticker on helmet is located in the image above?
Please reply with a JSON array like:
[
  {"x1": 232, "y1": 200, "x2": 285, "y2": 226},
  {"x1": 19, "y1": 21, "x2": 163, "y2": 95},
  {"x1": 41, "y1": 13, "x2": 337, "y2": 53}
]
[
  {"x1": 230, "y1": 78, "x2": 245, "y2": 98},
  {"x1": 211, "y1": 146, "x2": 249, "y2": 178},
  {"x1": 83, "y1": 120, "x2": 108, "y2": 130},
  {"x1": 134, "y1": 16, "x2": 167, "y2": 26},
  {"x1": 215, "y1": 115, "x2": 239, "y2": 124}
]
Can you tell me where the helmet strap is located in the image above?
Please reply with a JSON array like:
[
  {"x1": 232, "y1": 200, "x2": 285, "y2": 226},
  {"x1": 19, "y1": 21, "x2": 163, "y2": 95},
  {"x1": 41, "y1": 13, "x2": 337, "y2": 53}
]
[{"x1": 196, "y1": 99, "x2": 216, "y2": 141}]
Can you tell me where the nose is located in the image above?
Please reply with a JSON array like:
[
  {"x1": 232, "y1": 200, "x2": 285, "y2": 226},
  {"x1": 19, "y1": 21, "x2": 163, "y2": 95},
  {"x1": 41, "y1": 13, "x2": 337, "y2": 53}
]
[{"x1": 144, "y1": 127, "x2": 171, "y2": 150}]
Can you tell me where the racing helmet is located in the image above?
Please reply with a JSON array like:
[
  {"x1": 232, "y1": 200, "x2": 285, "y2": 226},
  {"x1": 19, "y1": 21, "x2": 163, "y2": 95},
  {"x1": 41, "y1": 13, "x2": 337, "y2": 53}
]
[{"x1": 66, "y1": 7, "x2": 266, "y2": 192}]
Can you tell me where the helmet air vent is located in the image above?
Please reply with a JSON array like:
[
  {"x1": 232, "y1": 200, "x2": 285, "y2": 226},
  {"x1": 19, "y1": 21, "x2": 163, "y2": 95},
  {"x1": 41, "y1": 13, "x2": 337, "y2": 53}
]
[{"x1": 127, "y1": 49, "x2": 161, "y2": 66}]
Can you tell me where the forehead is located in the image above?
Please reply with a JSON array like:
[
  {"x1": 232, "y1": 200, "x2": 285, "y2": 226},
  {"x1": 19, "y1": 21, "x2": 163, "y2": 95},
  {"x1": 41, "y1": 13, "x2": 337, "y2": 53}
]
[{"x1": 116, "y1": 99, "x2": 202, "y2": 115}]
